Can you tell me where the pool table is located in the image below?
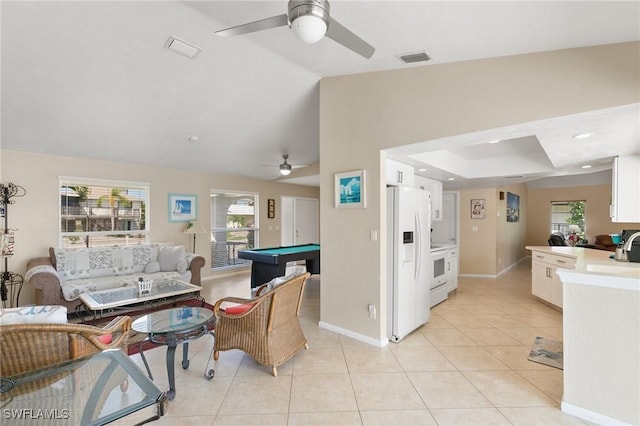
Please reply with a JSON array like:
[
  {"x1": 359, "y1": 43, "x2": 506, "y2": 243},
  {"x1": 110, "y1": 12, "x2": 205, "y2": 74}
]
[{"x1": 238, "y1": 243, "x2": 320, "y2": 288}]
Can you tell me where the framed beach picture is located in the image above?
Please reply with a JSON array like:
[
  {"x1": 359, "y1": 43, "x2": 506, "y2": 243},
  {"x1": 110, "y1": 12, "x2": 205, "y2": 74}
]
[
  {"x1": 506, "y1": 192, "x2": 520, "y2": 222},
  {"x1": 335, "y1": 170, "x2": 366, "y2": 208},
  {"x1": 168, "y1": 193, "x2": 197, "y2": 222},
  {"x1": 471, "y1": 199, "x2": 486, "y2": 219}
]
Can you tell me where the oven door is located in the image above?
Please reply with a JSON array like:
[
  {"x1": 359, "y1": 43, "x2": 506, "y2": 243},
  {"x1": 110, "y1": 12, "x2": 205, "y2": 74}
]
[{"x1": 431, "y1": 251, "x2": 447, "y2": 290}]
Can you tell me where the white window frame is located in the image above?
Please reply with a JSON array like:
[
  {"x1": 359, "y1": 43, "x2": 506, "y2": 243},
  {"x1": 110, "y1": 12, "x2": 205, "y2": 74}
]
[{"x1": 59, "y1": 176, "x2": 150, "y2": 247}]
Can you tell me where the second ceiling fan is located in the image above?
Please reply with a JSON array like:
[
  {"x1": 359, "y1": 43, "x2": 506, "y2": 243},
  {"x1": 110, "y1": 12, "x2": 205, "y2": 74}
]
[{"x1": 214, "y1": 0, "x2": 375, "y2": 59}]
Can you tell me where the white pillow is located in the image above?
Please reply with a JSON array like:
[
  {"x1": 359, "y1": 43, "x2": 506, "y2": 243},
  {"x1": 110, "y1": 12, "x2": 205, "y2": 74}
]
[
  {"x1": 0, "y1": 305, "x2": 68, "y2": 325},
  {"x1": 144, "y1": 261, "x2": 161, "y2": 274},
  {"x1": 158, "y1": 245, "x2": 187, "y2": 272}
]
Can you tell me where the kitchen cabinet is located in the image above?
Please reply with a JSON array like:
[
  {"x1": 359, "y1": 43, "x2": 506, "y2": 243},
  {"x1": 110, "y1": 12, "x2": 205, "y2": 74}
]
[
  {"x1": 386, "y1": 159, "x2": 414, "y2": 187},
  {"x1": 445, "y1": 248, "x2": 458, "y2": 293},
  {"x1": 414, "y1": 175, "x2": 443, "y2": 221},
  {"x1": 610, "y1": 155, "x2": 640, "y2": 223},
  {"x1": 530, "y1": 250, "x2": 576, "y2": 308}
]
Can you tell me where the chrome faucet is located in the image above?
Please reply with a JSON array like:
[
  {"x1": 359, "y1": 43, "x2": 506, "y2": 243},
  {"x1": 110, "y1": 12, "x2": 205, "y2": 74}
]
[{"x1": 623, "y1": 232, "x2": 640, "y2": 252}]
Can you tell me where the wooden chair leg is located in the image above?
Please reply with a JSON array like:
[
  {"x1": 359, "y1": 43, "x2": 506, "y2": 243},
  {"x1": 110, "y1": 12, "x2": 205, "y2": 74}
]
[
  {"x1": 304, "y1": 343, "x2": 309, "y2": 350},
  {"x1": 272, "y1": 366, "x2": 278, "y2": 377},
  {"x1": 213, "y1": 351, "x2": 219, "y2": 361}
]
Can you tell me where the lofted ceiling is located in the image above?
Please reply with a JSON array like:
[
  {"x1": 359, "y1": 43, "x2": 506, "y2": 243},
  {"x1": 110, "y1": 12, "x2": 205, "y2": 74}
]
[{"x1": 2, "y1": 1, "x2": 639, "y2": 187}]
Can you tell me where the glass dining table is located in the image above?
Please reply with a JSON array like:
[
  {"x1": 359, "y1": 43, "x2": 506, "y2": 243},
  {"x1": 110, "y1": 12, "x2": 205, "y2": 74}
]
[{"x1": 0, "y1": 349, "x2": 166, "y2": 425}]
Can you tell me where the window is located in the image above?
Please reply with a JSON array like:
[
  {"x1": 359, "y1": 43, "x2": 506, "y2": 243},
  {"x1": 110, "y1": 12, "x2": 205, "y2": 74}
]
[
  {"x1": 211, "y1": 191, "x2": 258, "y2": 270},
  {"x1": 550, "y1": 201, "x2": 586, "y2": 242},
  {"x1": 59, "y1": 177, "x2": 149, "y2": 248}
]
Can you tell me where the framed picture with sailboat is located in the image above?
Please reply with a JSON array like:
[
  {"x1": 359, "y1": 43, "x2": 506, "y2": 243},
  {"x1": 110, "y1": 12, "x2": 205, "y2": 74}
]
[{"x1": 335, "y1": 170, "x2": 366, "y2": 209}]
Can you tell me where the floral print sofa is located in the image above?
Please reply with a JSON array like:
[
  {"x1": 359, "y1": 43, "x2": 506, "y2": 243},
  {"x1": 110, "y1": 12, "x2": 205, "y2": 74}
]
[{"x1": 26, "y1": 244, "x2": 205, "y2": 311}]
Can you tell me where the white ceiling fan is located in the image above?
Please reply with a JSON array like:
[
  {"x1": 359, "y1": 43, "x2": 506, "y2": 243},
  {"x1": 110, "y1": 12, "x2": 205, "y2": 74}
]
[{"x1": 214, "y1": 0, "x2": 375, "y2": 59}]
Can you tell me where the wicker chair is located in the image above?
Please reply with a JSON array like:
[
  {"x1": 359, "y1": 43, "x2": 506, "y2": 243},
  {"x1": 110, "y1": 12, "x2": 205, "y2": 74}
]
[
  {"x1": 0, "y1": 316, "x2": 131, "y2": 377},
  {"x1": 213, "y1": 272, "x2": 310, "y2": 376}
]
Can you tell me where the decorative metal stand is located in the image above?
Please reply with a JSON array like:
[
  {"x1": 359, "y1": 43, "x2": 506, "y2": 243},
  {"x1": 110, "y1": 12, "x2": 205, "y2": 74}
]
[{"x1": 1, "y1": 182, "x2": 26, "y2": 308}]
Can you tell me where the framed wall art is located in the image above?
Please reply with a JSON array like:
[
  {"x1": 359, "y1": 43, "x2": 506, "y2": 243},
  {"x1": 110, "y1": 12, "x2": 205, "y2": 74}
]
[
  {"x1": 471, "y1": 199, "x2": 486, "y2": 219},
  {"x1": 507, "y1": 192, "x2": 520, "y2": 222},
  {"x1": 267, "y1": 198, "x2": 275, "y2": 219},
  {"x1": 335, "y1": 170, "x2": 366, "y2": 209},
  {"x1": 168, "y1": 193, "x2": 197, "y2": 222}
]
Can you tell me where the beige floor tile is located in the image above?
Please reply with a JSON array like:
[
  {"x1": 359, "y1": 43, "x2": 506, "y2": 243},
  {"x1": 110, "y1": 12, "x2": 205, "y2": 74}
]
[
  {"x1": 459, "y1": 328, "x2": 522, "y2": 346},
  {"x1": 218, "y1": 375, "x2": 292, "y2": 415},
  {"x1": 342, "y1": 345, "x2": 403, "y2": 373},
  {"x1": 152, "y1": 415, "x2": 216, "y2": 426},
  {"x1": 209, "y1": 349, "x2": 245, "y2": 377},
  {"x1": 397, "y1": 328, "x2": 435, "y2": 346},
  {"x1": 292, "y1": 346, "x2": 348, "y2": 374},
  {"x1": 350, "y1": 372, "x2": 426, "y2": 410},
  {"x1": 421, "y1": 328, "x2": 478, "y2": 347},
  {"x1": 438, "y1": 346, "x2": 510, "y2": 371},
  {"x1": 436, "y1": 314, "x2": 493, "y2": 329},
  {"x1": 360, "y1": 409, "x2": 437, "y2": 425},
  {"x1": 389, "y1": 345, "x2": 457, "y2": 372},
  {"x1": 213, "y1": 413, "x2": 288, "y2": 425},
  {"x1": 498, "y1": 407, "x2": 587, "y2": 425},
  {"x1": 234, "y1": 351, "x2": 295, "y2": 376},
  {"x1": 408, "y1": 371, "x2": 493, "y2": 409},
  {"x1": 517, "y1": 369, "x2": 564, "y2": 405},
  {"x1": 165, "y1": 375, "x2": 233, "y2": 416},
  {"x1": 289, "y1": 373, "x2": 358, "y2": 413},
  {"x1": 288, "y1": 411, "x2": 363, "y2": 425},
  {"x1": 484, "y1": 345, "x2": 551, "y2": 370},
  {"x1": 455, "y1": 304, "x2": 504, "y2": 315},
  {"x1": 430, "y1": 408, "x2": 511, "y2": 425},
  {"x1": 509, "y1": 312, "x2": 563, "y2": 328},
  {"x1": 421, "y1": 312, "x2": 455, "y2": 329},
  {"x1": 497, "y1": 327, "x2": 554, "y2": 346},
  {"x1": 463, "y1": 371, "x2": 556, "y2": 407},
  {"x1": 475, "y1": 315, "x2": 529, "y2": 328}
]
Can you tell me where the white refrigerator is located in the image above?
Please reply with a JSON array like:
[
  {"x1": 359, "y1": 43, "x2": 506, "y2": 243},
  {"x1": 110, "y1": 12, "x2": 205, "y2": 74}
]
[{"x1": 387, "y1": 186, "x2": 432, "y2": 342}]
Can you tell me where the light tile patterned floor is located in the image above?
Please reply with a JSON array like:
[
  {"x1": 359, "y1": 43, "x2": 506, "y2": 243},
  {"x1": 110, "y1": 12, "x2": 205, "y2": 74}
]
[{"x1": 124, "y1": 261, "x2": 590, "y2": 425}]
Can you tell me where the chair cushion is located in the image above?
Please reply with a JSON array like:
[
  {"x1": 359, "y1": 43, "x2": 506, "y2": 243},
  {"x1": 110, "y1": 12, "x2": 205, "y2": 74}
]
[
  {"x1": 225, "y1": 304, "x2": 254, "y2": 315},
  {"x1": 97, "y1": 333, "x2": 113, "y2": 344},
  {"x1": 0, "y1": 305, "x2": 67, "y2": 325}
]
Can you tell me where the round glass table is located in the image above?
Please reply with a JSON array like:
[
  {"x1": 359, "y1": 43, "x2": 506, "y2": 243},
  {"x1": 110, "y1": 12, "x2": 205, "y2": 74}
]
[{"x1": 132, "y1": 306, "x2": 215, "y2": 400}]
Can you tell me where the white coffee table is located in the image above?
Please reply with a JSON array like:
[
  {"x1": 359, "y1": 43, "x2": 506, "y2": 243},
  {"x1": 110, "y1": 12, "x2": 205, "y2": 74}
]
[{"x1": 79, "y1": 279, "x2": 202, "y2": 312}]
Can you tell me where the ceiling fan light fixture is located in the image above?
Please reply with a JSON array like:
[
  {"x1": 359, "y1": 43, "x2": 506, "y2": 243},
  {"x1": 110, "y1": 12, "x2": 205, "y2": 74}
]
[
  {"x1": 288, "y1": 0, "x2": 330, "y2": 44},
  {"x1": 279, "y1": 162, "x2": 292, "y2": 175},
  {"x1": 291, "y1": 14, "x2": 327, "y2": 43}
]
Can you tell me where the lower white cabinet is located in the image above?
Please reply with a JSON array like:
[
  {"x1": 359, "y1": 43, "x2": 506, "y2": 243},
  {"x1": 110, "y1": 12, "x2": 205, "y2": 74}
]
[
  {"x1": 530, "y1": 251, "x2": 575, "y2": 308},
  {"x1": 446, "y1": 248, "x2": 458, "y2": 293}
]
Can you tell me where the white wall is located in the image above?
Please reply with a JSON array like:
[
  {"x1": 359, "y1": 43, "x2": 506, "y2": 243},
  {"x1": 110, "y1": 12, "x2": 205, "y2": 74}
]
[
  {"x1": 1, "y1": 149, "x2": 319, "y2": 305},
  {"x1": 319, "y1": 42, "x2": 640, "y2": 344}
]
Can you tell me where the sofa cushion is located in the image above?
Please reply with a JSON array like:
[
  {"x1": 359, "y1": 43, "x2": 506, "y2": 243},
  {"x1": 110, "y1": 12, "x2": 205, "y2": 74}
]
[
  {"x1": 112, "y1": 246, "x2": 152, "y2": 276},
  {"x1": 0, "y1": 305, "x2": 67, "y2": 325},
  {"x1": 54, "y1": 247, "x2": 114, "y2": 281},
  {"x1": 158, "y1": 246, "x2": 187, "y2": 272},
  {"x1": 144, "y1": 261, "x2": 161, "y2": 274}
]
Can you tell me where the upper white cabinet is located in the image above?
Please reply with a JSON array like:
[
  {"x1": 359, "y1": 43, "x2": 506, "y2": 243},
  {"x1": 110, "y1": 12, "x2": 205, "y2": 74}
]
[
  {"x1": 415, "y1": 175, "x2": 443, "y2": 221},
  {"x1": 610, "y1": 155, "x2": 640, "y2": 223},
  {"x1": 386, "y1": 159, "x2": 414, "y2": 187}
]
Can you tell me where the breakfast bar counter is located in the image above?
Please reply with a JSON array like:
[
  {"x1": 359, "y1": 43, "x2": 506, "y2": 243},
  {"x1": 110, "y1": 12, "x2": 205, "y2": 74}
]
[{"x1": 527, "y1": 246, "x2": 640, "y2": 426}]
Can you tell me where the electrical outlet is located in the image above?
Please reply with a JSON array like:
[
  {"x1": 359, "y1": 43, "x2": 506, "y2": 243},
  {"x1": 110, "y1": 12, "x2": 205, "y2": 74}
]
[{"x1": 368, "y1": 304, "x2": 376, "y2": 319}]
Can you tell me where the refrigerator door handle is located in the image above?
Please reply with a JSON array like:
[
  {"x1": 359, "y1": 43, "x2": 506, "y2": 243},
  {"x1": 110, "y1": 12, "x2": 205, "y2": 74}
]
[{"x1": 415, "y1": 213, "x2": 421, "y2": 281}]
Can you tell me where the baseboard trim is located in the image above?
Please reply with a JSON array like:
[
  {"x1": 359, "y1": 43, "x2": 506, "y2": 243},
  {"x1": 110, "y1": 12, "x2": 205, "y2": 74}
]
[
  {"x1": 318, "y1": 321, "x2": 388, "y2": 347},
  {"x1": 561, "y1": 401, "x2": 633, "y2": 426},
  {"x1": 460, "y1": 256, "x2": 530, "y2": 279}
]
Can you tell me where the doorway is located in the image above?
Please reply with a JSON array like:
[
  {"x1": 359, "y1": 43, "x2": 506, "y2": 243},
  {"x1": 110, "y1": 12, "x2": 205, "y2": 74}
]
[{"x1": 281, "y1": 196, "x2": 319, "y2": 246}]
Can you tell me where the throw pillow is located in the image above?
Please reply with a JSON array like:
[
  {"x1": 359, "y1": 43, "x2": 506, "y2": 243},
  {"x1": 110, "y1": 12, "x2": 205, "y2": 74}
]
[
  {"x1": 176, "y1": 259, "x2": 188, "y2": 274},
  {"x1": 144, "y1": 261, "x2": 161, "y2": 274},
  {"x1": 224, "y1": 303, "x2": 254, "y2": 315},
  {"x1": 158, "y1": 245, "x2": 187, "y2": 272},
  {"x1": 0, "y1": 305, "x2": 68, "y2": 325}
]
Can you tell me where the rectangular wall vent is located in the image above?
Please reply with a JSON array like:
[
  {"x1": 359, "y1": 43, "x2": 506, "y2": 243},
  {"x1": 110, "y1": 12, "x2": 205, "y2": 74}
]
[{"x1": 397, "y1": 51, "x2": 432, "y2": 64}]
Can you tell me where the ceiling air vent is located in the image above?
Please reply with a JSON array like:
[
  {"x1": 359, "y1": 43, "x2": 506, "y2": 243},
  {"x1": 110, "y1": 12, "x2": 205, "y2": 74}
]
[
  {"x1": 164, "y1": 35, "x2": 201, "y2": 59},
  {"x1": 397, "y1": 51, "x2": 432, "y2": 64}
]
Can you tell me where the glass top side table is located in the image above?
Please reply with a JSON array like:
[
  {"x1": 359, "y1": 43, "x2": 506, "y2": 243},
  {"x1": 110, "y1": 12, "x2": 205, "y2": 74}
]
[
  {"x1": 0, "y1": 349, "x2": 166, "y2": 426},
  {"x1": 131, "y1": 306, "x2": 215, "y2": 400}
]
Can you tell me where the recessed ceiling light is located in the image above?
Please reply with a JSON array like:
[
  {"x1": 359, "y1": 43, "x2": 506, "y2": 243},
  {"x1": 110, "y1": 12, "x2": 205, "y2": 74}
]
[
  {"x1": 488, "y1": 139, "x2": 501, "y2": 144},
  {"x1": 418, "y1": 168, "x2": 426, "y2": 172},
  {"x1": 573, "y1": 133, "x2": 593, "y2": 139},
  {"x1": 164, "y1": 35, "x2": 202, "y2": 59},
  {"x1": 447, "y1": 177, "x2": 455, "y2": 181},
  {"x1": 188, "y1": 136, "x2": 199, "y2": 142},
  {"x1": 581, "y1": 164, "x2": 592, "y2": 169}
]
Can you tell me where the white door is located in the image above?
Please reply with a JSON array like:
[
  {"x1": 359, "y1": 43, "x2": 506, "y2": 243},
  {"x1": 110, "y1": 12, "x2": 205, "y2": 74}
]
[
  {"x1": 281, "y1": 197, "x2": 318, "y2": 245},
  {"x1": 294, "y1": 198, "x2": 318, "y2": 244}
]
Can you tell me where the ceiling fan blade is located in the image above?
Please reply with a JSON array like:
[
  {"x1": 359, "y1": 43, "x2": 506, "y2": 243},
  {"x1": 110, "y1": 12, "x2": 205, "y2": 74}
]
[
  {"x1": 215, "y1": 14, "x2": 289, "y2": 37},
  {"x1": 291, "y1": 164, "x2": 309, "y2": 169},
  {"x1": 325, "y1": 18, "x2": 375, "y2": 59}
]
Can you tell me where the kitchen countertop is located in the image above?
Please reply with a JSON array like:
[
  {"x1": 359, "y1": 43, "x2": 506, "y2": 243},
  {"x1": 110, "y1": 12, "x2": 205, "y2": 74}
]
[
  {"x1": 430, "y1": 243, "x2": 457, "y2": 251},
  {"x1": 526, "y1": 246, "x2": 640, "y2": 291}
]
